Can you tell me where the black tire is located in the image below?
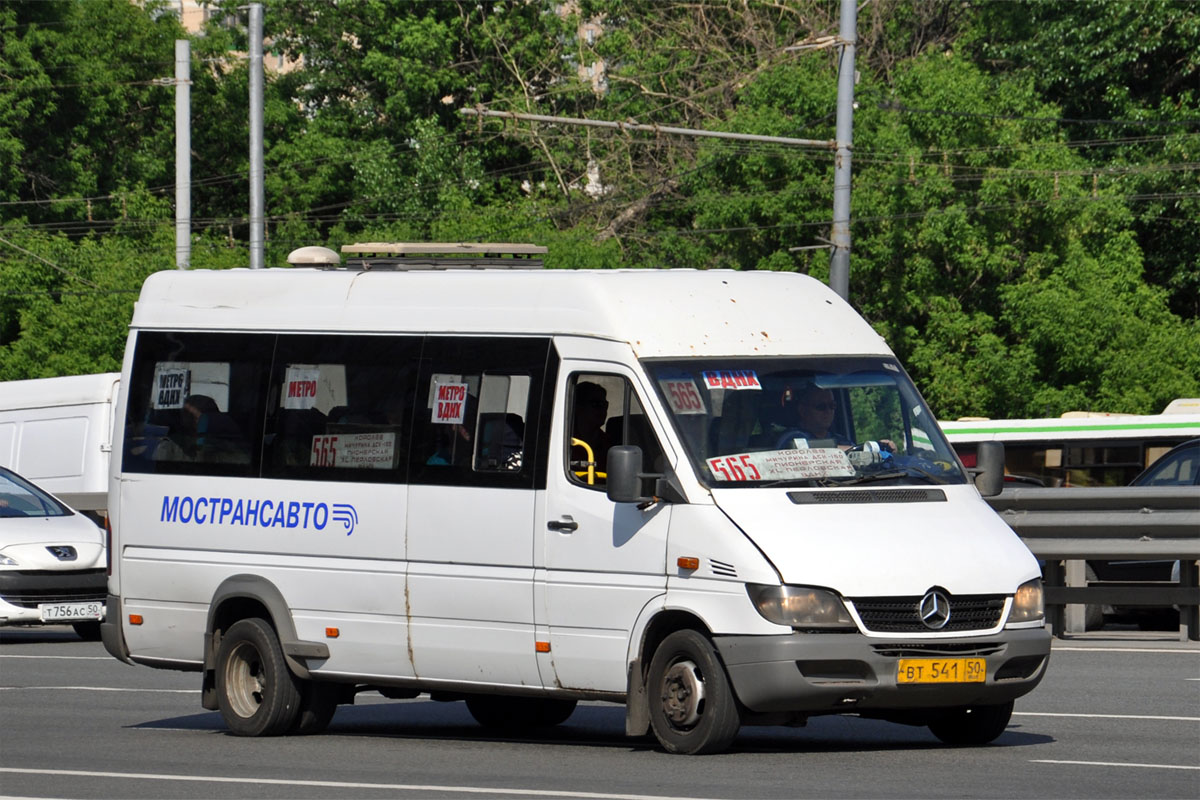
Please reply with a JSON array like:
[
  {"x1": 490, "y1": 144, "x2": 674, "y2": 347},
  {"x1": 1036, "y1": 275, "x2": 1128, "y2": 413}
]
[
  {"x1": 646, "y1": 629, "x2": 741, "y2": 755},
  {"x1": 291, "y1": 680, "x2": 339, "y2": 735},
  {"x1": 215, "y1": 617, "x2": 301, "y2": 736},
  {"x1": 71, "y1": 621, "x2": 102, "y2": 641},
  {"x1": 928, "y1": 700, "x2": 1014, "y2": 746},
  {"x1": 465, "y1": 695, "x2": 577, "y2": 730}
]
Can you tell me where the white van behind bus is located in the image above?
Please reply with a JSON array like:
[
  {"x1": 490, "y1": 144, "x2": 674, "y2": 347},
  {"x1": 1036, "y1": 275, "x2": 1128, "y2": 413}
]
[
  {"x1": 102, "y1": 244, "x2": 1049, "y2": 754},
  {"x1": 0, "y1": 372, "x2": 120, "y2": 521}
]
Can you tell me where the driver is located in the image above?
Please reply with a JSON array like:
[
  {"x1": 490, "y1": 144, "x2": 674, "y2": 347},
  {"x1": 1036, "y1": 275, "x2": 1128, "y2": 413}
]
[
  {"x1": 787, "y1": 386, "x2": 848, "y2": 446},
  {"x1": 774, "y1": 384, "x2": 896, "y2": 458}
]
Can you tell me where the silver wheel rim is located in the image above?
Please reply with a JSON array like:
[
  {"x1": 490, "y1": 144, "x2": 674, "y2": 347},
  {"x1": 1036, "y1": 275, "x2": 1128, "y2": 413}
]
[
  {"x1": 660, "y1": 658, "x2": 706, "y2": 729},
  {"x1": 225, "y1": 641, "x2": 265, "y2": 719}
]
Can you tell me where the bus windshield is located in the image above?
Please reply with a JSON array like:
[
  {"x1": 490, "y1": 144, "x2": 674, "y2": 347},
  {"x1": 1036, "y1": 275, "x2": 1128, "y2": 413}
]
[{"x1": 644, "y1": 357, "x2": 967, "y2": 489}]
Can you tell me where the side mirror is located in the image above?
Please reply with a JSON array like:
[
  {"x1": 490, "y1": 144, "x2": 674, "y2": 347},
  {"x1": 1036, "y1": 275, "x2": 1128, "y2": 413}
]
[
  {"x1": 973, "y1": 441, "x2": 1005, "y2": 497},
  {"x1": 606, "y1": 445, "x2": 645, "y2": 504}
]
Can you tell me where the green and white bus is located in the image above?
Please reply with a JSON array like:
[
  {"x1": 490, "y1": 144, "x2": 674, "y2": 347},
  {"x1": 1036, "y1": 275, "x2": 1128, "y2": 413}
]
[{"x1": 941, "y1": 399, "x2": 1200, "y2": 487}]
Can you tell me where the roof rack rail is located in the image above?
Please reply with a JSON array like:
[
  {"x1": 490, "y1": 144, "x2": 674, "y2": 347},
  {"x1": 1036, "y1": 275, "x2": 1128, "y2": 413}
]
[{"x1": 306, "y1": 242, "x2": 550, "y2": 270}]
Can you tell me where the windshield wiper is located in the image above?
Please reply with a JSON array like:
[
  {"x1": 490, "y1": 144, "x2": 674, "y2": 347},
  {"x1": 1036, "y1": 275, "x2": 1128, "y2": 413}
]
[
  {"x1": 838, "y1": 465, "x2": 950, "y2": 486},
  {"x1": 753, "y1": 478, "x2": 822, "y2": 490}
]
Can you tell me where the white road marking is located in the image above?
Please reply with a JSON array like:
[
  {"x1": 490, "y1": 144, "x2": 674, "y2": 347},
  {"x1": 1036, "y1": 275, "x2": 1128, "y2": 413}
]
[
  {"x1": 0, "y1": 654, "x2": 111, "y2": 660},
  {"x1": 1051, "y1": 647, "x2": 1200, "y2": 654},
  {"x1": 0, "y1": 767, "x2": 721, "y2": 800},
  {"x1": 1033, "y1": 759, "x2": 1200, "y2": 771},
  {"x1": 1015, "y1": 711, "x2": 1199, "y2": 722},
  {"x1": 0, "y1": 686, "x2": 192, "y2": 693}
]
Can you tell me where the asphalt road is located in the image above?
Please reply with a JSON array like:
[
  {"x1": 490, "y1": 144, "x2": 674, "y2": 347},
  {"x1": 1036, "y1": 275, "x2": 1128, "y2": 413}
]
[{"x1": 1, "y1": 626, "x2": 1197, "y2": 800}]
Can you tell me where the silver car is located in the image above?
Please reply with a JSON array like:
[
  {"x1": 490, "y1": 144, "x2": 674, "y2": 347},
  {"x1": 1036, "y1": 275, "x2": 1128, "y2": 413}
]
[{"x1": 0, "y1": 466, "x2": 106, "y2": 639}]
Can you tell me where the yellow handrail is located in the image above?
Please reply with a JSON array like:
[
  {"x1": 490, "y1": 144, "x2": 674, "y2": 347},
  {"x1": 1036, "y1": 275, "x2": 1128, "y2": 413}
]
[{"x1": 570, "y1": 438, "x2": 606, "y2": 485}]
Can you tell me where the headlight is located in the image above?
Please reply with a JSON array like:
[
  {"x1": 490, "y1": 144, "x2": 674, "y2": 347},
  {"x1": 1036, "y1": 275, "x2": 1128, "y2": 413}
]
[
  {"x1": 747, "y1": 584, "x2": 855, "y2": 629},
  {"x1": 0, "y1": 554, "x2": 19, "y2": 567},
  {"x1": 1008, "y1": 578, "x2": 1044, "y2": 624}
]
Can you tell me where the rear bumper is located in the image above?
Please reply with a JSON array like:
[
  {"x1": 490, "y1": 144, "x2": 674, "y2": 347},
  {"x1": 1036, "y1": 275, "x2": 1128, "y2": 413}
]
[{"x1": 715, "y1": 626, "x2": 1051, "y2": 714}]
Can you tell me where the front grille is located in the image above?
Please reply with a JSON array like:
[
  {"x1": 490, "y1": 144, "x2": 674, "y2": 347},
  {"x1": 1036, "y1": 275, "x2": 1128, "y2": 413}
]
[
  {"x1": 850, "y1": 594, "x2": 1005, "y2": 633},
  {"x1": 872, "y1": 642, "x2": 1006, "y2": 658},
  {"x1": 0, "y1": 569, "x2": 106, "y2": 608}
]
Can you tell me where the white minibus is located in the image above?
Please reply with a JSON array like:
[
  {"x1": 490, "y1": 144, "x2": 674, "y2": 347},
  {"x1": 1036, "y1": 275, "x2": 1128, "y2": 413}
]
[{"x1": 102, "y1": 243, "x2": 1050, "y2": 754}]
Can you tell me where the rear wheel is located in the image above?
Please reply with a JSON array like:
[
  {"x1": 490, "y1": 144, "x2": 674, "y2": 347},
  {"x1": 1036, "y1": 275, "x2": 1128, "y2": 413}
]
[
  {"x1": 928, "y1": 700, "x2": 1014, "y2": 746},
  {"x1": 215, "y1": 617, "x2": 301, "y2": 736},
  {"x1": 646, "y1": 629, "x2": 741, "y2": 755},
  {"x1": 465, "y1": 695, "x2": 577, "y2": 730}
]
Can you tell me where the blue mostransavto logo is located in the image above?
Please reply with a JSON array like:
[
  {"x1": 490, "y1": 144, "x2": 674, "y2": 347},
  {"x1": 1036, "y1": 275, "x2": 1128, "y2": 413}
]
[
  {"x1": 160, "y1": 495, "x2": 358, "y2": 536},
  {"x1": 330, "y1": 504, "x2": 358, "y2": 536}
]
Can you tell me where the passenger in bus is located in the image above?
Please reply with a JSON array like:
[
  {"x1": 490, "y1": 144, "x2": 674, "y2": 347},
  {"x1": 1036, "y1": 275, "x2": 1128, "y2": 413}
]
[
  {"x1": 427, "y1": 423, "x2": 472, "y2": 466},
  {"x1": 272, "y1": 406, "x2": 326, "y2": 467},
  {"x1": 180, "y1": 394, "x2": 247, "y2": 462},
  {"x1": 426, "y1": 393, "x2": 476, "y2": 467},
  {"x1": 477, "y1": 413, "x2": 524, "y2": 471},
  {"x1": 571, "y1": 381, "x2": 613, "y2": 477}
]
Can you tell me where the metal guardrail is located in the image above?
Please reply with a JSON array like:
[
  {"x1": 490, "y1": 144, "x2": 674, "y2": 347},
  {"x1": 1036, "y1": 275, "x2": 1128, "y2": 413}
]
[{"x1": 985, "y1": 486, "x2": 1200, "y2": 641}]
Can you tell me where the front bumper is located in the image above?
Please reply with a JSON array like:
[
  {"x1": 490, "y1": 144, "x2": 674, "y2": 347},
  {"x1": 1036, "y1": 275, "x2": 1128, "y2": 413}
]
[
  {"x1": 0, "y1": 569, "x2": 107, "y2": 625},
  {"x1": 715, "y1": 626, "x2": 1051, "y2": 714}
]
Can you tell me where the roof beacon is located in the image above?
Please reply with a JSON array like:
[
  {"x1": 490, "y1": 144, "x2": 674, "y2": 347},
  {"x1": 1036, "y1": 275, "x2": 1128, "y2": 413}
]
[{"x1": 286, "y1": 242, "x2": 547, "y2": 270}]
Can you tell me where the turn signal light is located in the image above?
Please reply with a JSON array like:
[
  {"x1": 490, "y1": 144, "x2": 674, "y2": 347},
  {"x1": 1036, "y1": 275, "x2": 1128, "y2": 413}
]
[
  {"x1": 325, "y1": 627, "x2": 340, "y2": 638},
  {"x1": 677, "y1": 557, "x2": 700, "y2": 571},
  {"x1": 535, "y1": 641, "x2": 551, "y2": 653},
  {"x1": 129, "y1": 614, "x2": 143, "y2": 625}
]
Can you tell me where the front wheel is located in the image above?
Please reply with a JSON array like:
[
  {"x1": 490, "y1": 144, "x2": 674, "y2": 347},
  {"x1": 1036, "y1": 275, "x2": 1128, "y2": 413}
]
[
  {"x1": 215, "y1": 617, "x2": 301, "y2": 736},
  {"x1": 928, "y1": 700, "x2": 1014, "y2": 746},
  {"x1": 646, "y1": 629, "x2": 741, "y2": 754}
]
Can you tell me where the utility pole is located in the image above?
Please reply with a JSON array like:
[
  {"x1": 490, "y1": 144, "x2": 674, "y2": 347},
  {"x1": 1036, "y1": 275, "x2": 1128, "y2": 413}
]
[
  {"x1": 828, "y1": 0, "x2": 857, "y2": 300},
  {"x1": 248, "y1": 3, "x2": 264, "y2": 269},
  {"x1": 174, "y1": 39, "x2": 191, "y2": 270}
]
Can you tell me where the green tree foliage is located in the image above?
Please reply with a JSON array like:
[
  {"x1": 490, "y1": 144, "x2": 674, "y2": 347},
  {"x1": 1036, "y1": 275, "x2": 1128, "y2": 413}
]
[
  {"x1": 0, "y1": 0, "x2": 182, "y2": 220},
  {"x1": 970, "y1": 0, "x2": 1200, "y2": 318},
  {"x1": 0, "y1": 0, "x2": 1195, "y2": 420},
  {"x1": 0, "y1": 208, "x2": 165, "y2": 381}
]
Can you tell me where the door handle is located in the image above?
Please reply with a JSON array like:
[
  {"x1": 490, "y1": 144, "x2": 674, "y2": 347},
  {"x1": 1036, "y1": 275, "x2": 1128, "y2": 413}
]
[{"x1": 547, "y1": 516, "x2": 578, "y2": 532}]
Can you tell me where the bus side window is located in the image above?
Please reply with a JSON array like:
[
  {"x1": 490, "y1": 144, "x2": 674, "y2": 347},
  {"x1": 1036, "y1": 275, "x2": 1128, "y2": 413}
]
[
  {"x1": 408, "y1": 337, "x2": 550, "y2": 489},
  {"x1": 262, "y1": 334, "x2": 420, "y2": 483},
  {"x1": 121, "y1": 332, "x2": 271, "y2": 477}
]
